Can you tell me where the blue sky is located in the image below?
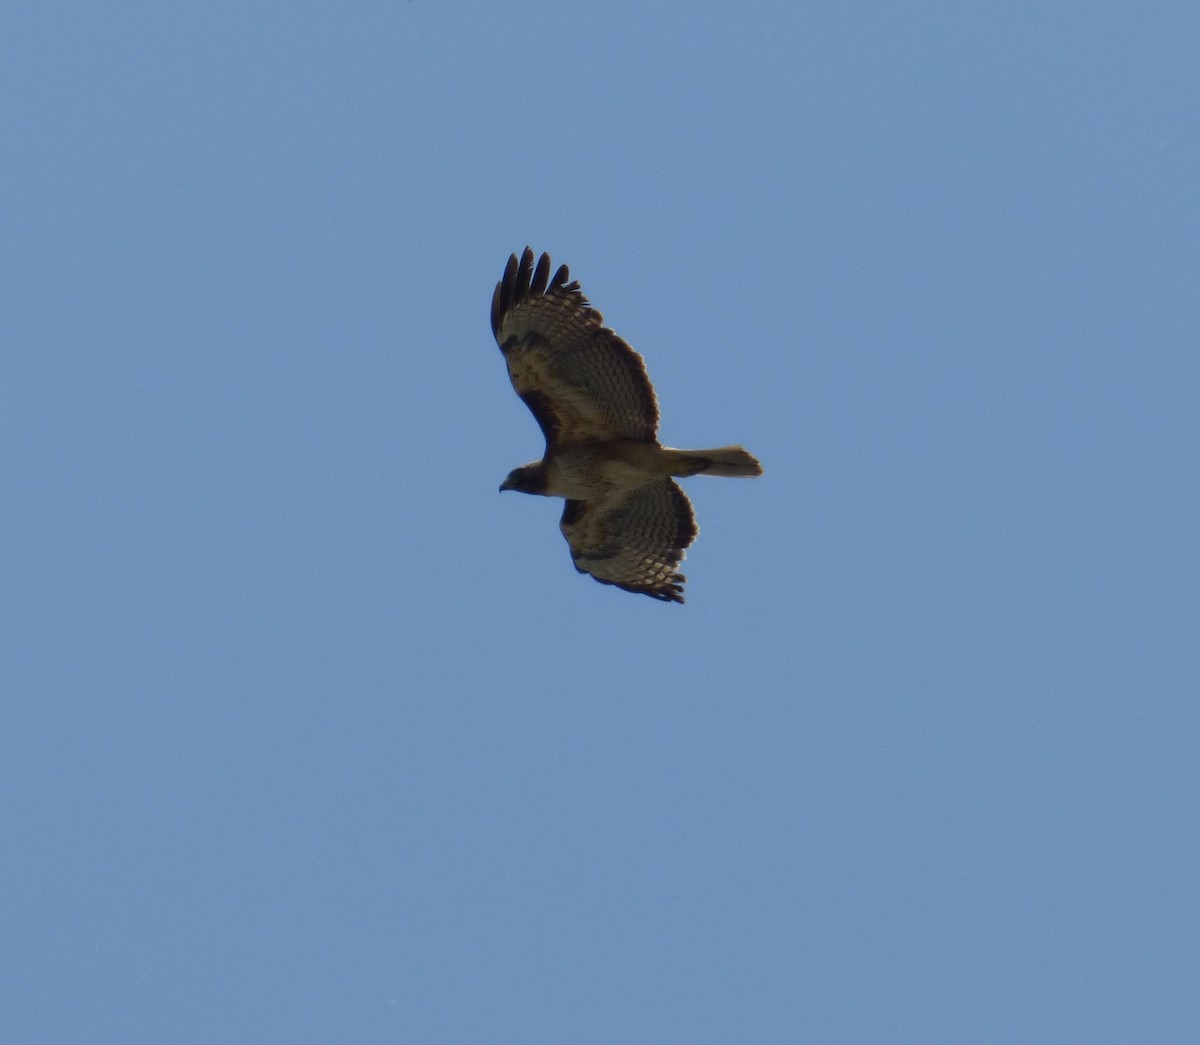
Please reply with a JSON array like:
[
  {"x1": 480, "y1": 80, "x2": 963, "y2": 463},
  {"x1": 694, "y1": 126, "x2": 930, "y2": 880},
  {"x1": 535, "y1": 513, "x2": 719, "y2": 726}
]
[{"x1": 4, "y1": 2, "x2": 1198, "y2": 1041}]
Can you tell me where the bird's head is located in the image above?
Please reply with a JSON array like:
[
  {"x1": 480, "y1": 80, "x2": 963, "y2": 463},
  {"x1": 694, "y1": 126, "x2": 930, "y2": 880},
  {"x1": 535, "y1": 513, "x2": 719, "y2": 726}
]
[{"x1": 499, "y1": 462, "x2": 548, "y2": 495}]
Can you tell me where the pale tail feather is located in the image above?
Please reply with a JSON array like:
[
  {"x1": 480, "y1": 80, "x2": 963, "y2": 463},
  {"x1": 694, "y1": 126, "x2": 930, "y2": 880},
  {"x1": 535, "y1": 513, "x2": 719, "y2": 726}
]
[{"x1": 662, "y1": 445, "x2": 763, "y2": 478}]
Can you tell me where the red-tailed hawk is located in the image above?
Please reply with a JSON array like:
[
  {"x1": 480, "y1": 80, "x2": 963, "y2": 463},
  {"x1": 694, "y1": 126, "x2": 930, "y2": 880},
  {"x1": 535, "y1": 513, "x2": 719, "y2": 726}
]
[{"x1": 491, "y1": 248, "x2": 762, "y2": 603}]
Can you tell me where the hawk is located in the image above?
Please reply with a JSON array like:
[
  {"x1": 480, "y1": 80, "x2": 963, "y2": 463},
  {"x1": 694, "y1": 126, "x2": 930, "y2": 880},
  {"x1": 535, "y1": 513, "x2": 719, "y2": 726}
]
[{"x1": 491, "y1": 248, "x2": 762, "y2": 603}]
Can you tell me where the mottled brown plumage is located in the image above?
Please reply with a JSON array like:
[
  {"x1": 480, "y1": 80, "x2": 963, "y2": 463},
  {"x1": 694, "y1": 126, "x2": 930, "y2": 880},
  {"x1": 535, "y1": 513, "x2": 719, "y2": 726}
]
[{"x1": 492, "y1": 248, "x2": 761, "y2": 602}]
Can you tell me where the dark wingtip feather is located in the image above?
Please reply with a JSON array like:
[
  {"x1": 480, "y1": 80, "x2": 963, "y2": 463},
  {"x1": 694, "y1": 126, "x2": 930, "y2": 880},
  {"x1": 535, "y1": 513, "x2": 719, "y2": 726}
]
[
  {"x1": 515, "y1": 247, "x2": 534, "y2": 296},
  {"x1": 661, "y1": 584, "x2": 685, "y2": 603},
  {"x1": 489, "y1": 281, "x2": 504, "y2": 338},
  {"x1": 611, "y1": 567, "x2": 688, "y2": 603},
  {"x1": 530, "y1": 252, "x2": 551, "y2": 296},
  {"x1": 494, "y1": 247, "x2": 559, "y2": 340},
  {"x1": 491, "y1": 252, "x2": 520, "y2": 337},
  {"x1": 645, "y1": 581, "x2": 685, "y2": 603}
]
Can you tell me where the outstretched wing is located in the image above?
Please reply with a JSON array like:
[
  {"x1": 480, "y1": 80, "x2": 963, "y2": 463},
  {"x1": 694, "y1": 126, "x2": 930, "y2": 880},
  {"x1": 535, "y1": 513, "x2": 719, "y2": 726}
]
[
  {"x1": 491, "y1": 248, "x2": 659, "y2": 446},
  {"x1": 560, "y1": 480, "x2": 698, "y2": 603}
]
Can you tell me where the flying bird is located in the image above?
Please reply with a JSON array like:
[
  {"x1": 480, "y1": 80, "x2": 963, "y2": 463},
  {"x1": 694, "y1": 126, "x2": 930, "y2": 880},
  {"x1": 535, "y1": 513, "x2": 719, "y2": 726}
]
[{"x1": 491, "y1": 248, "x2": 762, "y2": 603}]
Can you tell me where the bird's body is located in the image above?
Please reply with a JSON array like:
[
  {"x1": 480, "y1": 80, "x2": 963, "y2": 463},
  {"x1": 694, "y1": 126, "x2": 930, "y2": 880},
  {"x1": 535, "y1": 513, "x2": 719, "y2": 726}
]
[
  {"x1": 491, "y1": 248, "x2": 762, "y2": 602},
  {"x1": 504, "y1": 440, "x2": 656, "y2": 500}
]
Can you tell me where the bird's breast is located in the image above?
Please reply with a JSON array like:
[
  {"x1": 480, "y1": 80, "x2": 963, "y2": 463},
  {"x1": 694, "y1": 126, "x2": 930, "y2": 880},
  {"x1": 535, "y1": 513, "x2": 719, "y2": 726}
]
[{"x1": 543, "y1": 441, "x2": 662, "y2": 500}]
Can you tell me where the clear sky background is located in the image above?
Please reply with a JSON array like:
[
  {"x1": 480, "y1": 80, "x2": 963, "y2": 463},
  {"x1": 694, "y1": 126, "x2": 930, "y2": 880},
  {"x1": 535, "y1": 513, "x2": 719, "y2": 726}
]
[{"x1": 4, "y1": 2, "x2": 1198, "y2": 1042}]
